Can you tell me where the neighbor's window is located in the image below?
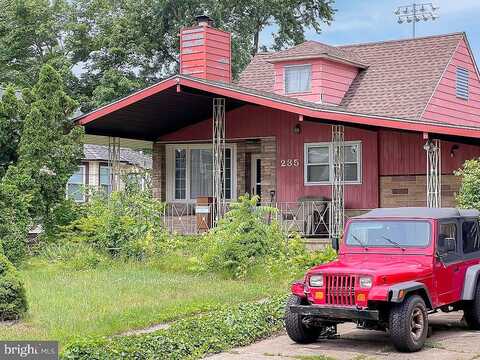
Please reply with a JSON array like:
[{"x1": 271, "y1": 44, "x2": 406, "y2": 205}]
[
  {"x1": 285, "y1": 65, "x2": 312, "y2": 94},
  {"x1": 346, "y1": 220, "x2": 431, "y2": 247},
  {"x1": 463, "y1": 220, "x2": 480, "y2": 254},
  {"x1": 456, "y1": 67, "x2": 469, "y2": 100},
  {"x1": 99, "y1": 165, "x2": 112, "y2": 195},
  {"x1": 305, "y1": 142, "x2": 361, "y2": 184},
  {"x1": 67, "y1": 165, "x2": 86, "y2": 202},
  {"x1": 171, "y1": 146, "x2": 233, "y2": 201}
]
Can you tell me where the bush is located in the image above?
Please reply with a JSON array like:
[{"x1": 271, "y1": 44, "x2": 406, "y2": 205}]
[
  {"x1": 59, "y1": 182, "x2": 167, "y2": 261},
  {"x1": 37, "y1": 242, "x2": 108, "y2": 270},
  {"x1": 201, "y1": 195, "x2": 285, "y2": 279},
  {"x1": 0, "y1": 253, "x2": 28, "y2": 320},
  {"x1": 62, "y1": 295, "x2": 286, "y2": 359},
  {"x1": 455, "y1": 158, "x2": 480, "y2": 210}
]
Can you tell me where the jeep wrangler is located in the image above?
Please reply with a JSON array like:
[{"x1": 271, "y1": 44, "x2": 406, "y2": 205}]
[{"x1": 285, "y1": 207, "x2": 480, "y2": 352}]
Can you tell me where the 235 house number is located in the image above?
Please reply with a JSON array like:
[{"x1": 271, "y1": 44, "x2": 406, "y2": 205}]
[{"x1": 280, "y1": 159, "x2": 300, "y2": 167}]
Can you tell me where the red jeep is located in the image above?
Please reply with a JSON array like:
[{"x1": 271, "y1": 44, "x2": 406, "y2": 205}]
[{"x1": 285, "y1": 207, "x2": 480, "y2": 352}]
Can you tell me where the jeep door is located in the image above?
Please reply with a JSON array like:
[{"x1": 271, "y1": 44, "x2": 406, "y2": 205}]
[{"x1": 435, "y1": 220, "x2": 463, "y2": 305}]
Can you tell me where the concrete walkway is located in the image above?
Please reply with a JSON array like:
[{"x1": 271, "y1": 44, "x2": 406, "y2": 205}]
[{"x1": 208, "y1": 312, "x2": 480, "y2": 360}]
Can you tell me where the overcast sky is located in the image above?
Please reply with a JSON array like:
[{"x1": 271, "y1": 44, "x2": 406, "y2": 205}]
[{"x1": 259, "y1": 0, "x2": 480, "y2": 63}]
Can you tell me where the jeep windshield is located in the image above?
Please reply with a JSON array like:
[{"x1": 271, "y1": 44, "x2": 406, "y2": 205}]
[{"x1": 345, "y1": 220, "x2": 431, "y2": 248}]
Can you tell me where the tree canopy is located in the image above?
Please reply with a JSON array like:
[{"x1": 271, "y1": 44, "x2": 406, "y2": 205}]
[{"x1": 0, "y1": 0, "x2": 335, "y2": 111}]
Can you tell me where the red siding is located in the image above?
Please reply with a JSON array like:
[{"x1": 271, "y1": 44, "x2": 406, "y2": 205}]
[
  {"x1": 160, "y1": 105, "x2": 378, "y2": 209},
  {"x1": 272, "y1": 58, "x2": 358, "y2": 105},
  {"x1": 379, "y1": 129, "x2": 480, "y2": 176},
  {"x1": 422, "y1": 39, "x2": 480, "y2": 127}
]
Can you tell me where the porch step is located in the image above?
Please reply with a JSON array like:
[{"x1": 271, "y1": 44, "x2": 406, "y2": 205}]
[{"x1": 303, "y1": 237, "x2": 332, "y2": 251}]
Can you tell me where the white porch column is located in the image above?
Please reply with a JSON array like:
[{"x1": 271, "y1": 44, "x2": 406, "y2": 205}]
[
  {"x1": 331, "y1": 125, "x2": 345, "y2": 240},
  {"x1": 424, "y1": 139, "x2": 442, "y2": 208},
  {"x1": 212, "y1": 98, "x2": 226, "y2": 223},
  {"x1": 108, "y1": 137, "x2": 121, "y2": 192}
]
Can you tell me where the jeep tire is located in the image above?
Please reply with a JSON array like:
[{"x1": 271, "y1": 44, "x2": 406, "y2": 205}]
[
  {"x1": 389, "y1": 295, "x2": 428, "y2": 352},
  {"x1": 464, "y1": 281, "x2": 480, "y2": 329},
  {"x1": 285, "y1": 295, "x2": 321, "y2": 344}
]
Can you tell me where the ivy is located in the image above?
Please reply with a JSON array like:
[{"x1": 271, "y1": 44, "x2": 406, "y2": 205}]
[{"x1": 62, "y1": 295, "x2": 286, "y2": 359}]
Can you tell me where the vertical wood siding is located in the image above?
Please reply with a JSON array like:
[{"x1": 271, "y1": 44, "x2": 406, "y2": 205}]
[
  {"x1": 272, "y1": 58, "x2": 358, "y2": 104},
  {"x1": 422, "y1": 39, "x2": 480, "y2": 127},
  {"x1": 159, "y1": 104, "x2": 378, "y2": 208}
]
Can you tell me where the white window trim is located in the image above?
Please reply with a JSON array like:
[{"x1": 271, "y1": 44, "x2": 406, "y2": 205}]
[
  {"x1": 304, "y1": 141, "x2": 362, "y2": 186},
  {"x1": 284, "y1": 64, "x2": 312, "y2": 95},
  {"x1": 66, "y1": 164, "x2": 87, "y2": 202},
  {"x1": 166, "y1": 143, "x2": 237, "y2": 203}
]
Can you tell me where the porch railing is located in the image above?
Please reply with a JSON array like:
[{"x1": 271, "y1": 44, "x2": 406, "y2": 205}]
[{"x1": 162, "y1": 201, "x2": 331, "y2": 237}]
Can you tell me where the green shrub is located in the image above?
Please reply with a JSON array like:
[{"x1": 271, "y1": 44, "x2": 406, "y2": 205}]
[
  {"x1": 62, "y1": 295, "x2": 286, "y2": 360},
  {"x1": 38, "y1": 242, "x2": 108, "y2": 270},
  {"x1": 201, "y1": 195, "x2": 285, "y2": 279},
  {"x1": 59, "y1": 182, "x2": 167, "y2": 261},
  {"x1": 455, "y1": 158, "x2": 480, "y2": 210},
  {"x1": 0, "y1": 253, "x2": 28, "y2": 320}
]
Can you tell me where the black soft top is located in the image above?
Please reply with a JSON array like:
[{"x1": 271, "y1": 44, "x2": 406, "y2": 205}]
[{"x1": 355, "y1": 207, "x2": 480, "y2": 220}]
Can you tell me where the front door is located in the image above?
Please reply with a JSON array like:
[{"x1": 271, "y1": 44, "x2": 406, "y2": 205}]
[
  {"x1": 251, "y1": 154, "x2": 261, "y2": 200},
  {"x1": 435, "y1": 220, "x2": 463, "y2": 306}
]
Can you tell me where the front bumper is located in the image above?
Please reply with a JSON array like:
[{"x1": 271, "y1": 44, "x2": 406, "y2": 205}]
[{"x1": 290, "y1": 305, "x2": 380, "y2": 321}]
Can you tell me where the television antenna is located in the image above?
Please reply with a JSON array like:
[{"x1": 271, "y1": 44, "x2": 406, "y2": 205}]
[{"x1": 394, "y1": 2, "x2": 439, "y2": 38}]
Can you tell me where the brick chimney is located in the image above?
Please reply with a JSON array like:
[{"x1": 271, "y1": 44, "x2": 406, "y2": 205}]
[{"x1": 180, "y1": 15, "x2": 232, "y2": 83}]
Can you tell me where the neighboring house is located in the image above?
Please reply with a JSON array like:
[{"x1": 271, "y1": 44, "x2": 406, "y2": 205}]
[
  {"x1": 74, "y1": 16, "x2": 480, "y2": 236},
  {"x1": 67, "y1": 144, "x2": 152, "y2": 202}
]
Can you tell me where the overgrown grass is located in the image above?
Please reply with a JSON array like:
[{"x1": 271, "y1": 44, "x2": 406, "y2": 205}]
[{"x1": 0, "y1": 259, "x2": 290, "y2": 346}]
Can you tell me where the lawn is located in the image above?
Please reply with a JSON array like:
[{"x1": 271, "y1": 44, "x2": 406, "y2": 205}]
[{"x1": 0, "y1": 260, "x2": 289, "y2": 346}]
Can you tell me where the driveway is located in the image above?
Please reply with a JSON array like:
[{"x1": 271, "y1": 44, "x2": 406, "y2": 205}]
[{"x1": 208, "y1": 312, "x2": 480, "y2": 360}]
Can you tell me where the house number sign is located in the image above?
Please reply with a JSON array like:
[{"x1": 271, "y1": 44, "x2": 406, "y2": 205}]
[{"x1": 280, "y1": 159, "x2": 300, "y2": 167}]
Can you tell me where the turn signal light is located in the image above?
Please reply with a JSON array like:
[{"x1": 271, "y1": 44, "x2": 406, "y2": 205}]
[
  {"x1": 357, "y1": 293, "x2": 366, "y2": 302},
  {"x1": 314, "y1": 291, "x2": 324, "y2": 300}
]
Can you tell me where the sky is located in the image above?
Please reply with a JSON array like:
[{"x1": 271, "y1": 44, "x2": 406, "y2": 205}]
[{"x1": 259, "y1": 0, "x2": 480, "y2": 62}]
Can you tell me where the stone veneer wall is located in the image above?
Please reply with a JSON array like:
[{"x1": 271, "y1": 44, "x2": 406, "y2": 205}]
[
  {"x1": 235, "y1": 137, "x2": 277, "y2": 202},
  {"x1": 152, "y1": 142, "x2": 166, "y2": 201},
  {"x1": 380, "y1": 174, "x2": 461, "y2": 208}
]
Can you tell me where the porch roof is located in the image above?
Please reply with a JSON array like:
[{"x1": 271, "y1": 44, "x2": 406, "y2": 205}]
[{"x1": 75, "y1": 75, "x2": 480, "y2": 141}]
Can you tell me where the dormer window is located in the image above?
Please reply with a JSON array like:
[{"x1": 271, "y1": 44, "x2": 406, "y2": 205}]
[
  {"x1": 285, "y1": 65, "x2": 311, "y2": 94},
  {"x1": 456, "y1": 67, "x2": 469, "y2": 100}
]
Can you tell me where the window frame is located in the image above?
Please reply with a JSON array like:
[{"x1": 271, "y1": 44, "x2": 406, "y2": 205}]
[
  {"x1": 166, "y1": 143, "x2": 237, "y2": 203},
  {"x1": 304, "y1": 141, "x2": 362, "y2": 186},
  {"x1": 99, "y1": 163, "x2": 112, "y2": 195},
  {"x1": 66, "y1": 164, "x2": 87, "y2": 202},
  {"x1": 284, "y1": 64, "x2": 312, "y2": 95},
  {"x1": 437, "y1": 219, "x2": 461, "y2": 264},
  {"x1": 456, "y1": 66, "x2": 469, "y2": 100},
  {"x1": 461, "y1": 218, "x2": 480, "y2": 259}
]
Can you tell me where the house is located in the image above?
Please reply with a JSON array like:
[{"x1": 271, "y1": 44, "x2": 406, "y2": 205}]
[
  {"x1": 66, "y1": 144, "x2": 152, "y2": 202},
  {"x1": 74, "y1": 16, "x2": 480, "y2": 237}
]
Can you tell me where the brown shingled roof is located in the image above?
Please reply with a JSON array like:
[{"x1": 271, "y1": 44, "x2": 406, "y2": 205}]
[{"x1": 238, "y1": 33, "x2": 465, "y2": 120}]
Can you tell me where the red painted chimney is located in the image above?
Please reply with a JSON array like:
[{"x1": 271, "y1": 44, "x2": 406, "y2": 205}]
[{"x1": 180, "y1": 15, "x2": 232, "y2": 83}]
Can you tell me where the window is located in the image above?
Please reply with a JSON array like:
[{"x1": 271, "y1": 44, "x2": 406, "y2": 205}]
[
  {"x1": 67, "y1": 165, "x2": 86, "y2": 202},
  {"x1": 169, "y1": 145, "x2": 235, "y2": 201},
  {"x1": 456, "y1": 67, "x2": 469, "y2": 100},
  {"x1": 99, "y1": 165, "x2": 111, "y2": 195},
  {"x1": 463, "y1": 220, "x2": 480, "y2": 254},
  {"x1": 438, "y1": 223, "x2": 457, "y2": 255},
  {"x1": 285, "y1": 65, "x2": 311, "y2": 94},
  {"x1": 304, "y1": 142, "x2": 361, "y2": 184}
]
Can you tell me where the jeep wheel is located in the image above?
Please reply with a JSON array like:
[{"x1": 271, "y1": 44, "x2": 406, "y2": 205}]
[
  {"x1": 285, "y1": 295, "x2": 321, "y2": 344},
  {"x1": 389, "y1": 295, "x2": 428, "y2": 352},
  {"x1": 464, "y1": 281, "x2": 480, "y2": 329}
]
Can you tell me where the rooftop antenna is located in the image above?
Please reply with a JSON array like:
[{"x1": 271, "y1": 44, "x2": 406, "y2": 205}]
[{"x1": 394, "y1": 2, "x2": 439, "y2": 38}]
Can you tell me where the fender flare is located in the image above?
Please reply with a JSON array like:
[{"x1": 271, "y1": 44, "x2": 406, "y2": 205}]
[
  {"x1": 388, "y1": 281, "x2": 433, "y2": 309},
  {"x1": 462, "y1": 264, "x2": 480, "y2": 300}
]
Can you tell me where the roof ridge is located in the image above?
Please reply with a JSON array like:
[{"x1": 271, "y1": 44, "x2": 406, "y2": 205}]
[{"x1": 338, "y1": 32, "x2": 464, "y2": 48}]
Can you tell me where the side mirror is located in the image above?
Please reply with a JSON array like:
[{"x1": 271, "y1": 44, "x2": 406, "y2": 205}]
[
  {"x1": 445, "y1": 237, "x2": 456, "y2": 253},
  {"x1": 332, "y1": 237, "x2": 339, "y2": 251}
]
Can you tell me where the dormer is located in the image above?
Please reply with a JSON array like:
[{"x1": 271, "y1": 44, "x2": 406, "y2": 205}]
[{"x1": 267, "y1": 41, "x2": 367, "y2": 105}]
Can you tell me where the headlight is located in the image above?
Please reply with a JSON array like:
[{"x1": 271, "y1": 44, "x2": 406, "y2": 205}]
[
  {"x1": 359, "y1": 276, "x2": 373, "y2": 288},
  {"x1": 309, "y1": 274, "x2": 324, "y2": 287}
]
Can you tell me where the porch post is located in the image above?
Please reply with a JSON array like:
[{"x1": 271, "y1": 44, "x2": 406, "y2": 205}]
[
  {"x1": 331, "y1": 125, "x2": 345, "y2": 241},
  {"x1": 108, "y1": 136, "x2": 121, "y2": 192},
  {"x1": 424, "y1": 139, "x2": 442, "y2": 208},
  {"x1": 212, "y1": 98, "x2": 226, "y2": 223}
]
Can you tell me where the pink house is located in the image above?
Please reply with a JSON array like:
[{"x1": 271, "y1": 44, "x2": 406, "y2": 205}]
[{"x1": 74, "y1": 16, "x2": 480, "y2": 238}]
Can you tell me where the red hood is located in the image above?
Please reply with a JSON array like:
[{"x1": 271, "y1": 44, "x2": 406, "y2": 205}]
[{"x1": 308, "y1": 253, "x2": 433, "y2": 284}]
